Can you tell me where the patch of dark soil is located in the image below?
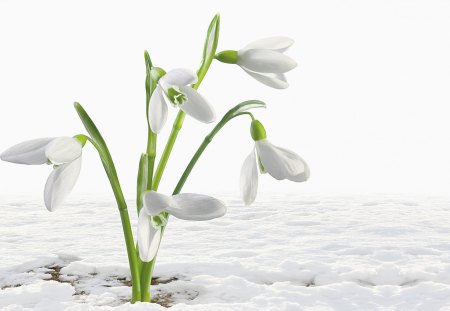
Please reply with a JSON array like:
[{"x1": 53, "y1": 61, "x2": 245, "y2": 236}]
[
  {"x1": 1, "y1": 284, "x2": 21, "y2": 290},
  {"x1": 152, "y1": 292, "x2": 174, "y2": 308},
  {"x1": 152, "y1": 276, "x2": 179, "y2": 285}
]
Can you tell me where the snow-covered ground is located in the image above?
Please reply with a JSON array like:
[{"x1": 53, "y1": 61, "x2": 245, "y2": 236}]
[{"x1": 1, "y1": 194, "x2": 450, "y2": 310}]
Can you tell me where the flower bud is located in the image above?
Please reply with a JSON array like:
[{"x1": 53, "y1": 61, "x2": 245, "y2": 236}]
[
  {"x1": 250, "y1": 120, "x2": 267, "y2": 141},
  {"x1": 215, "y1": 50, "x2": 238, "y2": 64}
]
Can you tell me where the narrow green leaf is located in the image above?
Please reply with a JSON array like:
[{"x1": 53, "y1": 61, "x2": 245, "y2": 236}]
[
  {"x1": 74, "y1": 102, "x2": 109, "y2": 155},
  {"x1": 144, "y1": 50, "x2": 153, "y2": 117},
  {"x1": 194, "y1": 13, "x2": 220, "y2": 88},
  {"x1": 73, "y1": 102, "x2": 126, "y2": 207},
  {"x1": 227, "y1": 100, "x2": 266, "y2": 119},
  {"x1": 137, "y1": 153, "x2": 149, "y2": 210}
]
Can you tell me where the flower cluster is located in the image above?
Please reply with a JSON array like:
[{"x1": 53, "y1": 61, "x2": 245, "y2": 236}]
[{"x1": 0, "y1": 14, "x2": 310, "y2": 303}]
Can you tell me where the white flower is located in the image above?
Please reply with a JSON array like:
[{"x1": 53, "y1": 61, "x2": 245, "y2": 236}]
[
  {"x1": 240, "y1": 121, "x2": 309, "y2": 206},
  {"x1": 216, "y1": 37, "x2": 297, "y2": 89},
  {"x1": 149, "y1": 68, "x2": 216, "y2": 133},
  {"x1": 1, "y1": 137, "x2": 83, "y2": 211},
  {"x1": 137, "y1": 191, "x2": 226, "y2": 262},
  {"x1": 238, "y1": 37, "x2": 297, "y2": 89}
]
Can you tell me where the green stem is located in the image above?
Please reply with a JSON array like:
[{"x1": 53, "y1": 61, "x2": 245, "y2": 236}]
[
  {"x1": 146, "y1": 126, "x2": 157, "y2": 191},
  {"x1": 142, "y1": 77, "x2": 207, "y2": 301},
  {"x1": 140, "y1": 126, "x2": 157, "y2": 302},
  {"x1": 141, "y1": 14, "x2": 220, "y2": 299},
  {"x1": 173, "y1": 111, "x2": 253, "y2": 195},
  {"x1": 151, "y1": 112, "x2": 185, "y2": 190},
  {"x1": 78, "y1": 134, "x2": 142, "y2": 302}
]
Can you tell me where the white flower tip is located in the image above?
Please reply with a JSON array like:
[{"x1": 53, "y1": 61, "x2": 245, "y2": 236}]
[
  {"x1": 0, "y1": 138, "x2": 54, "y2": 165},
  {"x1": 256, "y1": 140, "x2": 309, "y2": 182},
  {"x1": 138, "y1": 210, "x2": 162, "y2": 262},
  {"x1": 149, "y1": 86, "x2": 168, "y2": 134},
  {"x1": 44, "y1": 157, "x2": 82, "y2": 212},
  {"x1": 0, "y1": 151, "x2": 8, "y2": 161},
  {"x1": 242, "y1": 69, "x2": 290, "y2": 89},
  {"x1": 169, "y1": 193, "x2": 227, "y2": 221},
  {"x1": 240, "y1": 149, "x2": 258, "y2": 207},
  {"x1": 178, "y1": 86, "x2": 216, "y2": 124}
]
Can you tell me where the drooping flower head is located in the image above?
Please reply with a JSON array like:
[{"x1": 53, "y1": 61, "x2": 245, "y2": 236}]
[
  {"x1": 149, "y1": 68, "x2": 216, "y2": 133},
  {"x1": 1, "y1": 137, "x2": 83, "y2": 211},
  {"x1": 240, "y1": 120, "x2": 310, "y2": 205},
  {"x1": 215, "y1": 36, "x2": 297, "y2": 89},
  {"x1": 137, "y1": 191, "x2": 226, "y2": 262}
]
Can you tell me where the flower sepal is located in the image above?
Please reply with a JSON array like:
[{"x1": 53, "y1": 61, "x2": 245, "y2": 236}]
[
  {"x1": 250, "y1": 120, "x2": 267, "y2": 141},
  {"x1": 215, "y1": 50, "x2": 238, "y2": 64}
]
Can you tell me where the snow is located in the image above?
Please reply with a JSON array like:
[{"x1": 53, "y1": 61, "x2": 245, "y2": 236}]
[{"x1": 1, "y1": 194, "x2": 450, "y2": 310}]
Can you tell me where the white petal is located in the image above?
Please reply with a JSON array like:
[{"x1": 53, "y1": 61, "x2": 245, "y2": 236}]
[
  {"x1": 243, "y1": 36, "x2": 294, "y2": 52},
  {"x1": 44, "y1": 156, "x2": 82, "y2": 212},
  {"x1": 143, "y1": 191, "x2": 175, "y2": 216},
  {"x1": 242, "y1": 68, "x2": 289, "y2": 89},
  {"x1": 148, "y1": 86, "x2": 168, "y2": 134},
  {"x1": 1, "y1": 137, "x2": 54, "y2": 165},
  {"x1": 45, "y1": 137, "x2": 82, "y2": 165},
  {"x1": 168, "y1": 193, "x2": 226, "y2": 221},
  {"x1": 256, "y1": 140, "x2": 309, "y2": 182},
  {"x1": 159, "y1": 68, "x2": 198, "y2": 90},
  {"x1": 275, "y1": 146, "x2": 310, "y2": 182},
  {"x1": 238, "y1": 49, "x2": 297, "y2": 73},
  {"x1": 179, "y1": 86, "x2": 216, "y2": 123},
  {"x1": 240, "y1": 148, "x2": 259, "y2": 206},
  {"x1": 137, "y1": 209, "x2": 162, "y2": 262}
]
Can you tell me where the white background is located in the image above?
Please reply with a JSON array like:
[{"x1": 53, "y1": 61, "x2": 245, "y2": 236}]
[{"x1": 1, "y1": 0, "x2": 450, "y2": 199}]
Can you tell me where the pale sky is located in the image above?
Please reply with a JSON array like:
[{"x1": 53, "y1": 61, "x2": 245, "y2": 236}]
[{"x1": 1, "y1": 0, "x2": 450, "y2": 199}]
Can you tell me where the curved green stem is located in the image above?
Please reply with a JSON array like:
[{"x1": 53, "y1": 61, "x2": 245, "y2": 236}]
[
  {"x1": 74, "y1": 132, "x2": 141, "y2": 302},
  {"x1": 173, "y1": 111, "x2": 254, "y2": 195}
]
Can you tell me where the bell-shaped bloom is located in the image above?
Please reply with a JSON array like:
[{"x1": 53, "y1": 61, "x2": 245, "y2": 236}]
[
  {"x1": 216, "y1": 37, "x2": 297, "y2": 89},
  {"x1": 238, "y1": 37, "x2": 296, "y2": 89},
  {"x1": 149, "y1": 68, "x2": 216, "y2": 133},
  {"x1": 240, "y1": 120, "x2": 309, "y2": 206},
  {"x1": 137, "y1": 191, "x2": 226, "y2": 262},
  {"x1": 1, "y1": 137, "x2": 83, "y2": 211},
  {"x1": 240, "y1": 140, "x2": 309, "y2": 205}
]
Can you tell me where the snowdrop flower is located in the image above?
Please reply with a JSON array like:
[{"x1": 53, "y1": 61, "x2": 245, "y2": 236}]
[
  {"x1": 137, "y1": 191, "x2": 226, "y2": 262},
  {"x1": 240, "y1": 120, "x2": 309, "y2": 206},
  {"x1": 1, "y1": 137, "x2": 83, "y2": 211},
  {"x1": 215, "y1": 36, "x2": 297, "y2": 89},
  {"x1": 149, "y1": 68, "x2": 216, "y2": 133}
]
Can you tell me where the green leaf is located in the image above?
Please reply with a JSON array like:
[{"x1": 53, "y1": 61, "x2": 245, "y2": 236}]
[
  {"x1": 137, "y1": 153, "x2": 149, "y2": 210},
  {"x1": 144, "y1": 50, "x2": 153, "y2": 117},
  {"x1": 226, "y1": 100, "x2": 267, "y2": 119},
  {"x1": 73, "y1": 102, "x2": 126, "y2": 207},
  {"x1": 194, "y1": 13, "x2": 220, "y2": 89}
]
